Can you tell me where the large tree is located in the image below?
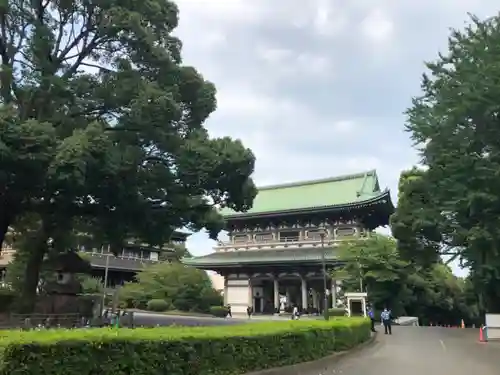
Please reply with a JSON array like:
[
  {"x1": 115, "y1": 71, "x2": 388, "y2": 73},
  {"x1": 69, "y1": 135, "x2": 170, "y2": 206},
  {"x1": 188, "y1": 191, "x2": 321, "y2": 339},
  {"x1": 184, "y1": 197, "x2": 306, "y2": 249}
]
[
  {"x1": 390, "y1": 168, "x2": 442, "y2": 268},
  {"x1": 405, "y1": 14, "x2": 500, "y2": 312},
  {"x1": 334, "y1": 235, "x2": 412, "y2": 317},
  {"x1": 0, "y1": 0, "x2": 256, "y2": 310},
  {"x1": 336, "y1": 235, "x2": 479, "y2": 325}
]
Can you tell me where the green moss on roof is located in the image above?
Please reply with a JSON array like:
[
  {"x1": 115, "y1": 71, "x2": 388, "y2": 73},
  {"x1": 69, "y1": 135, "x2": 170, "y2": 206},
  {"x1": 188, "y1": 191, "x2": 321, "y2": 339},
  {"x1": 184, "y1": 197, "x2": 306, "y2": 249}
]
[{"x1": 221, "y1": 170, "x2": 386, "y2": 217}]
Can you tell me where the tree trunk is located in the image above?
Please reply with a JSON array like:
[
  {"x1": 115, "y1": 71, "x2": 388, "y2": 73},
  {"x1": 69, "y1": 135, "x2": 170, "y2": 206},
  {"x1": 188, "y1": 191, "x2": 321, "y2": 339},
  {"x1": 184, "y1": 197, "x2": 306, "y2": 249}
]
[
  {"x1": 0, "y1": 213, "x2": 9, "y2": 250},
  {"x1": 18, "y1": 230, "x2": 49, "y2": 313},
  {"x1": 0, "y1": 202, "x2": 14, "y2": 249}
]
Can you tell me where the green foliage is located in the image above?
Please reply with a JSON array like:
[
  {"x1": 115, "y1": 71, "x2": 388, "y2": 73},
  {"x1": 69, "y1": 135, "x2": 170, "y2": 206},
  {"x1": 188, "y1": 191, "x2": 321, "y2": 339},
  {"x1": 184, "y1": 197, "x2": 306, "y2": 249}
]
[
  {"x1": 327, "y1": 308, "x2": 346, "y2": 317},
  {"x1": 335, "y1": 234, "x2": 479, "y2": 325},
  {"x1": 119, "y1": 262, "x2": 222, "y2": 313},
  {"x1": 390, "y1": 168, "x2": 442, "y2": 267},
  {"x1": 0, "y1": 0, "x2": 257, "y2": 309},
  {"x1": 5, "y1": 239, "x2": 55, "y2": 294},
  {"x1": 159, "y1": 243, "x2": 191, "y2": 262},
  {"x1": 79, "y1": 276, "x2": 103, "y2": 294},
  {"x1": 0, "y1": 318, "x2": 370, "y2": 375},
  {"x1": 404, "y1": 14, "x2": 500, "y2": 312},
  {"x1": 6, "y1": 244, "x2": 95, "y2": 294},
  {"x1": 334, "y1": 235, "x2": 411, "y2": 316},
  {"x1": 209, "y1": 305, "x2": 229, "y2": 317},
  {"x1": 146, "y1": 299, "x2": 170, "y2": 312}
]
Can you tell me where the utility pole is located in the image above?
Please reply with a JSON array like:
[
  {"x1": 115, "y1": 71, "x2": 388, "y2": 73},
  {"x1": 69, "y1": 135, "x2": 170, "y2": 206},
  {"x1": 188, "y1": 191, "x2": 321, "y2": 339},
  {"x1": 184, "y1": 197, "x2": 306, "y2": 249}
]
[{"x1": 102, "y1": 252, "x2": 110, "y2": 311}]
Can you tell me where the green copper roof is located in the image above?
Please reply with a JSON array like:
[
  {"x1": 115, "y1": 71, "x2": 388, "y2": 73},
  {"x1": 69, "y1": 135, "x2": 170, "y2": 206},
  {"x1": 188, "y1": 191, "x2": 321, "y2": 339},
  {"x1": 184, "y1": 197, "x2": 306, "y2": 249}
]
[
  {"x1": 220, "y1": 170, "x2": 386, "y2": 218},
  {"x1": 182, "y1": 248, "x2": 339, "y2": 268}
]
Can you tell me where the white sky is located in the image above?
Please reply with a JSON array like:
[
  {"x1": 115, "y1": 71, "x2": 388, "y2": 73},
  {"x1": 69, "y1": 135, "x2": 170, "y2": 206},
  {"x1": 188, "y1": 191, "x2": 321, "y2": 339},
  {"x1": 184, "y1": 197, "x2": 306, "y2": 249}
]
[{"x1": 172, "y1": 0, "x2": 500, "y2": 278}]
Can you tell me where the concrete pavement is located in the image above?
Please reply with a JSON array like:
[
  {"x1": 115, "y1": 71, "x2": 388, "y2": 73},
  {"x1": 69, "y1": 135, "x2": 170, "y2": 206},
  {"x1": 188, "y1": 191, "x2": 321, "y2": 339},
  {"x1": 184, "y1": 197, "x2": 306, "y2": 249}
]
[{"x1": 306, "y1": 326, "x2": 498, "y2": 375}]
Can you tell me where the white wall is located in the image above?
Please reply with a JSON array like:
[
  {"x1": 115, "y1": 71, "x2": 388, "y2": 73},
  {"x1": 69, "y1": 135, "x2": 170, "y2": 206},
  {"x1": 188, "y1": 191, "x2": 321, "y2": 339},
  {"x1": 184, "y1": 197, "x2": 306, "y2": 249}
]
[{"x1": 226, "y1": 278, "x2": 250, "y2": 313}]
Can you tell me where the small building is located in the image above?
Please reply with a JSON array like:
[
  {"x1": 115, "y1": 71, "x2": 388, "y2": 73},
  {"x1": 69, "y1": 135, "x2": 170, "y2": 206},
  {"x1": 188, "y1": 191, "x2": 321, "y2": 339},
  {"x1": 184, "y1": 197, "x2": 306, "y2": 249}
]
[
  {"x1": 82, "y1": 231, "x2": 190, "y2": 287},
  {"x1": 183, "y1": 170, "x2": 394, "y2": 314},
  {"x1": 0, "y1": 231, "x2": 190, "y2": 287}
]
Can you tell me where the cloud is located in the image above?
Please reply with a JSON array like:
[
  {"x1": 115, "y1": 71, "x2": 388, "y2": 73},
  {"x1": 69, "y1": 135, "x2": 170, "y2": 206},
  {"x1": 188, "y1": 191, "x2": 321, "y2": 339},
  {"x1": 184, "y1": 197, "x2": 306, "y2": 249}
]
[
  {"x1": 256, "y1": 47, "x2": 332, "y2": 77},
  {"x1": 360, "y1": 9, "x2": 394, "y2": 44},
  {"x1": 174, "y1": 0, "x2": 498, "y2": 277}
]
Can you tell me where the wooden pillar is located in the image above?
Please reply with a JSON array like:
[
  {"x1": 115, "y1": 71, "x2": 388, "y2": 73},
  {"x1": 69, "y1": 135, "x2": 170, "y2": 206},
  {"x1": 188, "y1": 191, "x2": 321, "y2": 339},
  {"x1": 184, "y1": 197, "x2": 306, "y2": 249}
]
[
  {"x1": 223, "y1": 276, "x2": 228, "y2": 306},
  {"x1": 312, "y1": 290, "x2": 318, "y2": 309},
  {"x1": 301, "y1": 276, "x2": 308, "y2": 310},
  {"x1": 248, "y1": 277, "x2": 253, "y2": 308},
  {"x1": 273, "y1": 277, "x2": 279, "y2": 312},
  {"x1": 331, "y1": 279, "x2": 337, "y2": 308}
]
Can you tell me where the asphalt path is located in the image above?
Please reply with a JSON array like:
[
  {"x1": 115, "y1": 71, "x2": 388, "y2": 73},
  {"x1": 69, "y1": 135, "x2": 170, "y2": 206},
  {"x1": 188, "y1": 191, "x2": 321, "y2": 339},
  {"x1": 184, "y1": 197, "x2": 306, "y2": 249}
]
[
  {"x1": 128, "y1": 311, "x2": 251, "y2": 327},
  {"x1": 305, "y1": 326, "x2": 499, "y2": 375}
]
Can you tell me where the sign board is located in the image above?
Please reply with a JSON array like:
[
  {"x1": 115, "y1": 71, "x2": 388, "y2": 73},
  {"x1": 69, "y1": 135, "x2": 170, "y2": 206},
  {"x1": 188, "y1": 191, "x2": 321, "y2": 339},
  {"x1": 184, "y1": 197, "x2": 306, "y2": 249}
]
[{"x1": 485, "y1": 314, "x2": 500, "y2": 340}]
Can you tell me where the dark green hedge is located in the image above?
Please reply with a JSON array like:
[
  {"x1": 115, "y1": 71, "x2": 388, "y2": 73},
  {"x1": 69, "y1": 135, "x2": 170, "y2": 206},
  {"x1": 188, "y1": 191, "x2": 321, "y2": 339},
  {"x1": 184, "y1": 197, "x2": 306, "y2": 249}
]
[
  {"x1": 209, "y1": 305, "x2": 228, "y2": 317},
  {"x1": 328, "y1": 307, "x2": 347, "y2": 317},
  {"x1": 0, "y1": 317, "x2": 370, "y2": 375}
]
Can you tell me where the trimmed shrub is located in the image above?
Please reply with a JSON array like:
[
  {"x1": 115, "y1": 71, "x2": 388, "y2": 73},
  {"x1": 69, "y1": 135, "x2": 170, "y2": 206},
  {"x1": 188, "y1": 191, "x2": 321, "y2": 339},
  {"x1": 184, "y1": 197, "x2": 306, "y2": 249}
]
[
  {"x1": 146, "y1": 299, "x2": 169, "y2": 312},
  {"x1": 328, "y1": 307, "x2": 347, "y2": 317},
  {"x1": 0, "y1": 317, "x2": 370, "y2": 375},
  {"x1": 209, "y1": 305, "x2": 228, "y2": 317}
]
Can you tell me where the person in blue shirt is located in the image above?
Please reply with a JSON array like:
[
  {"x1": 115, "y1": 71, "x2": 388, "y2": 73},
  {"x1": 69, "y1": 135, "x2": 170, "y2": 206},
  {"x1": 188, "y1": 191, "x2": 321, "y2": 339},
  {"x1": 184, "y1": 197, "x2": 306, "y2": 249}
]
[
  {"x1": 367, "y1": 306, "x2": 376, "y2": 332},
  {"x1": 381, "y1": 307, "x2": 392, "y2": 335}
]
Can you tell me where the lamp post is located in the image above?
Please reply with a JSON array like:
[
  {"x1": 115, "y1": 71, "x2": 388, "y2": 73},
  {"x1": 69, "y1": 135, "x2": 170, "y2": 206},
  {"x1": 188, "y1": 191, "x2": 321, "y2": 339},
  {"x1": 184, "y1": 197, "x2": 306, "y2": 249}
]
[
  {"x1": 102, "y1": 252, "x2": 111, "y2": 311},
  {"x1": 318, "y1": 226, "x2": 329, "y2": 321},
  {"x1": 358, "y1": 248, "x2": 364, "y2": 292}
]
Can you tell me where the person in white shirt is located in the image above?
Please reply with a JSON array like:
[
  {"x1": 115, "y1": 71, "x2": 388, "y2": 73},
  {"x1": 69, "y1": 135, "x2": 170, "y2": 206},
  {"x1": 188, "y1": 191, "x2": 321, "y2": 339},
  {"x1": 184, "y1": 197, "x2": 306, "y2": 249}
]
[{"x1": 292, "y1": 305, "x2": 299, "y2": 320}]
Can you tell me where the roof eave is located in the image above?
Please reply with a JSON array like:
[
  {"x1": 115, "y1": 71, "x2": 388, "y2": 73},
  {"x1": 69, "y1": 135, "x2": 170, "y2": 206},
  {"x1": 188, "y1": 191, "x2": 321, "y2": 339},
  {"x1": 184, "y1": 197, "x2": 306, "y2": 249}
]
[
  {"x1": 223, "y1": 189, "x2": 393, "y2": 220},
  {"x1": 182, "y1": 259, "x2": 339, "y2": 268},
  {"x1": 172, "y1": 230, "x2": 191, "y2": 239}
]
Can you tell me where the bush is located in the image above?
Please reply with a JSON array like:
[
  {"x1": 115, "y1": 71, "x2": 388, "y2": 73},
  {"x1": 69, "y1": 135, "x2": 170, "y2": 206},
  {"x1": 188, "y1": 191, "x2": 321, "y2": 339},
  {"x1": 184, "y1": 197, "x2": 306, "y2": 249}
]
[
  {"x1": 209, "y1": 305, "x2": 228, "y2": 317},
  {"x1": 0, "y1": 317, "x2": 371, "y2": 375},
  {"x1": 118, "y1": 263, "x2": 223, "y2": 314},
  {"x1": 328, "y1": 307, "x2": 346, "y2": 317},
  {"x1": 146, "y1": 299, "x2": 169, "y2": 312}
]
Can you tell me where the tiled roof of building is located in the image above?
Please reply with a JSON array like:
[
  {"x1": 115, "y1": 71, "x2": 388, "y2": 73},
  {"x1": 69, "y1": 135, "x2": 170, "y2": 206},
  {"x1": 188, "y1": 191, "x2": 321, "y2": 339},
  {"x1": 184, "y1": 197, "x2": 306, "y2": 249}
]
[
  {"x1": 182, "y1": 247, "x2": 338, "y2": 268},
  {"x1": 220, "y1": 170, "x2": 390, "y2": 218}
]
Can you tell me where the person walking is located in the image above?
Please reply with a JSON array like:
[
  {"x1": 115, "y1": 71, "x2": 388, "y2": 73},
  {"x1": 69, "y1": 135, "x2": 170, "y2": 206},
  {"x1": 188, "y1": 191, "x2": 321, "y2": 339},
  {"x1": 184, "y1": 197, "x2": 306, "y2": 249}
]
[
  {"x1": 381, "y1": 307, "x2": 392, "y2": 335},
  {"x1": 367, "y1": 306, "x2": 376, "y2": 332},
  {"x1": 246, "y1": 305, "x2": 253, "y2": 319},
  {"x1": 227, "y1": 304, "x2": 232, "y2": 318}
]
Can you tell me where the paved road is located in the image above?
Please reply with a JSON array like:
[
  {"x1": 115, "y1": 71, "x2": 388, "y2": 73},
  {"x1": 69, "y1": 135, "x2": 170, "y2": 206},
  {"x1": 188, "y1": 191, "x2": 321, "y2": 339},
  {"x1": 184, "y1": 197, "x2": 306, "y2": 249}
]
[
  {"x1": 130, "y1": 312, "x2": 250, "y2": 327},
  {"x1": 311, "y1": 326, "x2": 498, "y2": 375}
]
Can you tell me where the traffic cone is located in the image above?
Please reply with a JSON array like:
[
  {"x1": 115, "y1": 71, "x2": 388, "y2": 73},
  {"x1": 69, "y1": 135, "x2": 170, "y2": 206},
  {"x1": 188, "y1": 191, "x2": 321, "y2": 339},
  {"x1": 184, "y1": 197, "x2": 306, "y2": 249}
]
[
  {"x1": 479, "y1": 326, "x2": 486, "y2": 343},
  {"x1": 461, "y1": 319, "x2": 465, "y2": 329}
]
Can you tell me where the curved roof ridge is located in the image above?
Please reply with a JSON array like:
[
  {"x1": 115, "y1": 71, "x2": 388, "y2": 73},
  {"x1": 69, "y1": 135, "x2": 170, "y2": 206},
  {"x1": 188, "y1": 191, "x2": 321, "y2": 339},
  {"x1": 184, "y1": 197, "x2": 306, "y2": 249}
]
[{"x1": 258, "y1": 169, "x2": 378, "y2": 191}]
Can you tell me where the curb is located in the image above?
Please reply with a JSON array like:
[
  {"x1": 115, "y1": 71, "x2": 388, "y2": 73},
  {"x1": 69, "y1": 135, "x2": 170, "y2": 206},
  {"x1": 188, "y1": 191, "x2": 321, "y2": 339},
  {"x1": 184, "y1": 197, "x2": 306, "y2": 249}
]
[{"x1": 244, "y1": 332, "x2": 378, "y2": 375}]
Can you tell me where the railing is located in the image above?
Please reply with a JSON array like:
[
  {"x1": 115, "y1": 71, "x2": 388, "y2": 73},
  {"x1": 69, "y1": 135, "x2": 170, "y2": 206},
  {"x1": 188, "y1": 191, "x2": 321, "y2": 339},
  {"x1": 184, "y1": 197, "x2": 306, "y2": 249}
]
[
  {"x1": 86, "y1": 253, "x2": 162, "y2": 271},
  {"x1": 86, "y1": 252, "x2": 160, "y2": 262},
  {"x1": 0, "y1": 313, "x2": 84, "y2": 329},
  {"x1": 216, "y1": 235, "x2": 367, "y2": 251}
]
